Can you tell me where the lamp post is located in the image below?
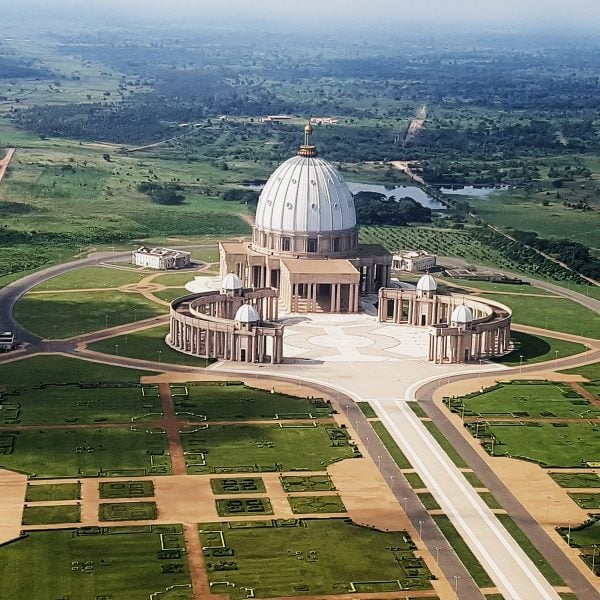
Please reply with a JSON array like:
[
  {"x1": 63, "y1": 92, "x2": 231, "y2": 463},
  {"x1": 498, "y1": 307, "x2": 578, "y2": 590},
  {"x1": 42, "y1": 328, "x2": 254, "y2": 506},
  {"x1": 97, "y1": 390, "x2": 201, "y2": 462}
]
[
  {"x1": 555, "y1": 350, "x2": 559, "y2": 360},
  {"x1": 435, "y1": 546, "x2": 441, "y2": 563},
  {"x1": 567, "y1": 520, "x2": 571, "y2": 546},
  {"x1": 519, "y1": 354, "x2": 524, "y2": 372},
  {"x1": 377, "y1": 455, "x2": 382, "y2": 470},
  {"x1": 418, "y1": 520, "x2": 424, "y2": 539},
  {"x1": 158, "y1": 349, "x2": 162, "y2": 364},
  {"x1": 453, "y1": 575, "x2": 460, "y2": 593},
  {"x1": 402, "y1": 496, "x2": 408, "y2": 511},
  {"x1": 115, "y1": 344, "x2": 119, "y2": 356}
]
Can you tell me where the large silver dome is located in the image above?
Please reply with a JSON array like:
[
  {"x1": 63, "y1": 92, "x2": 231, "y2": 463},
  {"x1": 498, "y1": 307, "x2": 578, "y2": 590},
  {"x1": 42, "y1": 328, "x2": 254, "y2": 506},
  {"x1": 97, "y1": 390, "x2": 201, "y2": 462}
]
[{"x1": 254, "y1": 155, "x2": 357, "y2": 234}]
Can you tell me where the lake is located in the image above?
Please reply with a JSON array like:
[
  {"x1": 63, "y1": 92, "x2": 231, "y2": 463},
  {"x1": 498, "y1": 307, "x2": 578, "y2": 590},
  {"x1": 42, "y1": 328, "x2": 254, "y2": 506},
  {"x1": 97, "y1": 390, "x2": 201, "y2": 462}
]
[{"x1": 439, "y1": 185, "x2": 509, "y2": 198}]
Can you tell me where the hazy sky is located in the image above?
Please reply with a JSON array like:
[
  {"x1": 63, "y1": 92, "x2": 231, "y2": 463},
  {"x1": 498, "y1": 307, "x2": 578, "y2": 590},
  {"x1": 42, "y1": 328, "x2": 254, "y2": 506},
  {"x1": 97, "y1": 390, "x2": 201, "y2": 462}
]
[{"x1": 4, "y1": 0, "x2": 600, "y2": 30}]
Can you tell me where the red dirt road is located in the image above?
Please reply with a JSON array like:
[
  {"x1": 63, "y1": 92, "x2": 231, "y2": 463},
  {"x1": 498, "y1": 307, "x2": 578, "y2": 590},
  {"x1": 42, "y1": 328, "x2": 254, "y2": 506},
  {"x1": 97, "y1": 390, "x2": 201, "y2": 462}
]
[{"x1": 0, "y1": 148, "x2": 15, "y2": 184}]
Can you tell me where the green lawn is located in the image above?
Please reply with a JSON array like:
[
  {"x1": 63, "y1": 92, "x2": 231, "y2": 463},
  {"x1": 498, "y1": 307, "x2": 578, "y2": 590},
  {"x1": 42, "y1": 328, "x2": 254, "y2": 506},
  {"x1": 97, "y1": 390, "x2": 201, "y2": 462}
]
[
  {"x1": 463, "y1": 472, "x2": 485, "y2": 488},
  {"x1": 431, "y1": 515, "x2": 493, "y2": 587},
  {"x1": 88, "y1": 324, "x2": 213, "y2": 367},
  {"x1": 280, "y1": 475, "x2": 335, "y2": 493},
  {"x1": 404, "y1": 472, "x2": 426, "y2": 489},
  {"x1": 550, "y1": 473, "x2": 600, "y2": 488},
  {"x1": 174, "y1": 382, "x2": 333, "y2": 421},
  {"x1": 152, "y1": 272, "x2": 200, "y2": 286},
  {"x1": 481, "y1": 293, "x2": 600, "y2": 338},
  {"x1": 493, "y1": 331, "x2": 586, "y2": 366},
  {"x1": 357, "y1": 402, "x2": 377, "y2": 418},
  {"x1": 496, "y1": 514, "x2": 564, "y2": 586},
  {"x1": 1, "y1": 384, "x2": 161, "y2": 425},
  {"x1": 457, "y1": 382, "x2": 598, "y2": 419},
  {"x1": 22, "y1": 504, "x2": 81, "y2": 525},
  {"x1": 0, "y1": 527, "x2": 192, "y2": 599},
  {"x1": 568, "y1": 493, "x2": 600, "y2": 510},
  {"x1": 416, "y1": 492, "x2": 440, "y2": 510},
  {"x1": 371, "y1": 421, "x2": 412, "y2": 469},
  {"x1": 99, "y1": 502, "x2": 158, "y2": 521},
  {"x1": 484, "y1": 422, "x2": 600, "y2": 467},
  {"x1": 32, "y1": 266, "x2": 149, "y2": 291},
  {"x1": 199, "y1": 519, "x2": 431, "y2": 598},
  {"x1": 0, "y1": 355, "x2": 152, "y2": 387},
  {"x1": 26, "y1": 483, "x2": 81, "y2": 502},
  {"x1": 215, "y1": 498, "x2": 273, "y2": 517},
  {"x1": 152, "y1": 288, "x2": 188, "y2": 302},
  {"x1": 180, "y1": 423, "x2": 358, "y2": 474},
  {"x1": 561, "y1": 362, "x2": 600, "y2": 382},
  {"x1": 478, "y1": 492, "x2": 502, "y2": 509},
  {"x1": 0, "y1": 428, "x2": 171, "y2": 478},
  {"x1": 563, "y1": 518, "x2": 600, "y2": 548},
  {"x1": 288, "y1": 495, "x2": 346, "y2": 514},
  {"x1": 99, "y1": 480, "x2": 155, "y2": 499},
  {"x1": 14, "y1": 290, "x2": 165, "y2": 339},
  {"x1": 210, "y1": 477, "x2": 266, "y2": 495}
]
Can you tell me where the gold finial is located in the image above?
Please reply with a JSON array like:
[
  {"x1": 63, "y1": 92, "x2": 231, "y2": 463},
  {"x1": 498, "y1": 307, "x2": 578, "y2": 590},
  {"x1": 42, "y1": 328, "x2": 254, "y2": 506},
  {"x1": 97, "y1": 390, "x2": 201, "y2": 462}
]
[{"x1": 299, "y1": 119, "x2": 317, "y2": 157}]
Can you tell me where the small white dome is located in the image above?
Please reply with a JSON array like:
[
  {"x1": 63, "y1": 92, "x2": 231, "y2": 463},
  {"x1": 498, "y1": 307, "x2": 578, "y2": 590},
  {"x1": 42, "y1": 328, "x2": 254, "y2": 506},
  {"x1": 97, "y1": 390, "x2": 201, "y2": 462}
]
[
  {"x1": 234, "y1": 304, "x2": 259, "y2": 324},
  {"x1": 185, "y1": 276, "x2": 210, "y2": 294},
  {"x1": 451, "y1": 305, "x2": 474, "y2": 324},
  {"x1": 221, "y1": 273, "x2": 242, "y2": 291},
  {"x1": 416, "y1": 274, "x2": 437, "y2": 292},
  {"x1": 254, "y1": 155, "x2": 356, "y2": 234}
]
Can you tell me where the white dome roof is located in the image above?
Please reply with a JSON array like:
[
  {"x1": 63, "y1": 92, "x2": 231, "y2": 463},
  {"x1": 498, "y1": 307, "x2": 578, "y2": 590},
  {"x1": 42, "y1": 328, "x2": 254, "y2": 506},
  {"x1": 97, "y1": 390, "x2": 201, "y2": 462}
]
[
  {"x1": 185, "y1": 276, "x2": 210, "y2": 294},
  {"x1": 234, "y1": 304, "x2": 259, "y2": 324},
  {"x1": 221, "y1": 273, "x2": 242, "y2": 291},
  {"x1": 451, "y1": 305, "x2": 474, "y2": 324},
  {"x1": 254, "y1": 155, "x2": 357, "y2": 234},
  {"x1": 416, "y1": 274, "x2": 437, "y2": 292}
]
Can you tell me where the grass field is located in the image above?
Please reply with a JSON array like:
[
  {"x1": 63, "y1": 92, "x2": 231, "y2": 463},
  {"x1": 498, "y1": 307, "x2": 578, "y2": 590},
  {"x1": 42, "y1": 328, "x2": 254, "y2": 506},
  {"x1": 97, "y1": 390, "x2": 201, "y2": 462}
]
[
  {"x1": 456, "y1": 382, "x2": 598, "y2": 419},
  {"x1": 22, "y1": 504, "x2": 81, "y2": 525},
  {"x1": 496, "y1": 515, "x2": 564, "y2": 586},
  {"x1": 0, "y1": 527, "x2": 192, "y2": 599},
  {"x1": 99, "y1": 480, "x2": 155, "y2": 499},
  {"x1": 215, "y1": 498, "x2": 273, "y2": 517},
  {"x1": 174, "y1": 383, "x2": 333, "y2": 421},
  {"x1": 151, "y1": 287, "x2": 188, "y2": 302},
  {"x1": 0, "y1": 355, "x2": 152, "y2": 387},
  {"x1": 561, "y1": 362, "x2": 600, "y2": 382},
  {"x1": 494, "y1": 331, "x2": 587, "y2": 366},
  {"x1": 26, "y1": 483, "x2": 81, "y2": 502},
  {"x1": 88, "y1": 324, "x2": 214, "y2": 367},
  {"x1": 371, "y1": 421, "x2": 412, "y2": 469},
  {"x1": 431, "y1": 515, "x2": 493, "y2": 587},
  {"x1": 180, "y1": 423, "x2": 357, "y2": 474},
  {"x1": 480, "y1": 293, "x2": 600, "y2": 338},
  {"x1": 550, "y1": 473, "x2": 600, "y2": 488},
  {"x1": 463, "y1": 472, "x2": 484, "y2": 488},
  {"x1": 1, "y1": 384, "x2": 161, "y2": 425},
  {"x1": 484, "y1": 422, "x2": 600, "y2": 467},
  {"x1": 14, "y1": 290, "x2": 165, "y2": 339},
  {"x1": 0, "y1": 428, "x2": 171, "y2": 478},
  {"x1": 478, "y1": 492, "x2": 502, "y2": 509},
  {"x1": 288, "y1": 495, "x2": 346, "y2": 514},
  {"x1": 281, "y1": 475, "x2": 335, "y2": 493},
  {"x1": 210, "y1": 477, "x2": 266, "y2": 495},
  {"x1": 99, "y1": 502, "x2": 158, "y2": 521},
  {"x1": 568, "y1": 493, "x2": 600, "y2": 510},
  {"x1": 199, "y1": 519, "x2": 431, "y2": 598},
  {"x1": 32, "y1": 266, "x2": 150, "y2": 291}
]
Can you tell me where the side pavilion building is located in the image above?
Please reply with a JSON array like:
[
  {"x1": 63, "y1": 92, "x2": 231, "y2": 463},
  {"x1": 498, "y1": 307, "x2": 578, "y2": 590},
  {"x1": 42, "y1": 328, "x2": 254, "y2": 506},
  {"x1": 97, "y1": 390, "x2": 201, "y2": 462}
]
[{"x1": 220, "y1": 123, "x2": 391, "y2": 313}]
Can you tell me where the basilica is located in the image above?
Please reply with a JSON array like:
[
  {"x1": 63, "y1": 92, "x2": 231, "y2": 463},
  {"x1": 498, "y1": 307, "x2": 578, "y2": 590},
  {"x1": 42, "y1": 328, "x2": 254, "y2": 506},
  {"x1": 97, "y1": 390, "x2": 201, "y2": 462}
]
[{"x1": 219, "y1": 122, "x2": 391, "y2": 313}]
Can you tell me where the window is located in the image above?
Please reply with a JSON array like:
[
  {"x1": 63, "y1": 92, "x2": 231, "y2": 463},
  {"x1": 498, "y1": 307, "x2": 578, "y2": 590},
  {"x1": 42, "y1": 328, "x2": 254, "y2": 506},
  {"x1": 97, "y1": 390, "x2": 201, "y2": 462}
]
[
  {"x1": 333, "y1": 237, "x2": 341, "y2": 252},
  {"x1": 282, "y1": 237, "x2": 291, "y2": 252},
  {"x1": 307, "y1": 238, "x2": 318, "y2": 253}
]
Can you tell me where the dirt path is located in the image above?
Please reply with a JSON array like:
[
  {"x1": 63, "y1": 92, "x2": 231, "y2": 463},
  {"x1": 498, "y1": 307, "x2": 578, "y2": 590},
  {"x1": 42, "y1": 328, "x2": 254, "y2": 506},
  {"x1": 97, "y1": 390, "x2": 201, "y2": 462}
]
[
  {"x1": 570, "y1": 382, "x2": 600, "y2": 410},
  {"x1": 237, "y1": 211, "x2": 255, "y2": 227},
  {"x1": 159, "y1": 382, "x2": 186, "y2": 476},
  {"x1": 0, "y1": 469, "x2": 27, "y2": 544},
  {"x1": 0, "y1": 147, "x2": 15, "y2": 184}
]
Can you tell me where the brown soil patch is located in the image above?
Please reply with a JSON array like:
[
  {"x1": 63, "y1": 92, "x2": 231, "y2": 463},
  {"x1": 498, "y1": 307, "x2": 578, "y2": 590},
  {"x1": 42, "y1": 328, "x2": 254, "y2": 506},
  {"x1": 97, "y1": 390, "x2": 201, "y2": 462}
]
[{"x1": 0, "y1": 469, "x2": 27, "y2": 543}]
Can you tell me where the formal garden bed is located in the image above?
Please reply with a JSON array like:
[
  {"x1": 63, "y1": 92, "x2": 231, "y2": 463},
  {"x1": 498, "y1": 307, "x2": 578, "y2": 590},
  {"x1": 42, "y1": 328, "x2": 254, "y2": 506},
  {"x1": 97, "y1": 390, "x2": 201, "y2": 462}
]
[
  {"x1": 100, "y1": 480, "x2": 155, "y2": 499},
  {"x1": 215, "y1": 498, "x2": 273, "y2": 517},
  {"x1": 99, "y1": 501, "x2": 158, "y2": 522},
  {"x1": 288, "y1": 495, "x2": 346, "y2": 514},
  {"x1": 280, "y1": 474, "x2": 335, "y2": 493},
  {"x1": 25, "y1": 482, "x2": 81, "y2": 502},
  {"x1": 22, "y1": 504, "x2": 81, "y2": 525}
]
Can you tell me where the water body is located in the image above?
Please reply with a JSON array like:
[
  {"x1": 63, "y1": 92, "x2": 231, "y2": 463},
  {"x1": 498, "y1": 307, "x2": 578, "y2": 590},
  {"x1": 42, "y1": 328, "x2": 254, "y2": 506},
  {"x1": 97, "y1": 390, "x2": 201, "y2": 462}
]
[
  {"x1": 244, "y1": 181, "x2": 447, "y2": 210},
  {"x1": 345, "y1": 182, "x2": 446, "y2": 210},
  {"x1": 439, "y1": 185, "x2": 509, "y2": 198}
]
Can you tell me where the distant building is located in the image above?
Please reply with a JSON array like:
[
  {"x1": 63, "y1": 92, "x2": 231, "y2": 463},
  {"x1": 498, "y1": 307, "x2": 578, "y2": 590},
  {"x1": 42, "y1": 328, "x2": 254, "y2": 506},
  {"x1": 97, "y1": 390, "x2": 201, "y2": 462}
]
[
  {"x1": 0, "y1": 331, "x2": 18, "y2": 352},
  {"x1": 132, "y1": 247, "x2": 191, "y2": 270},
  {"x1": 392, "y1": 250, "x2": 437, "y2": 273}
]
